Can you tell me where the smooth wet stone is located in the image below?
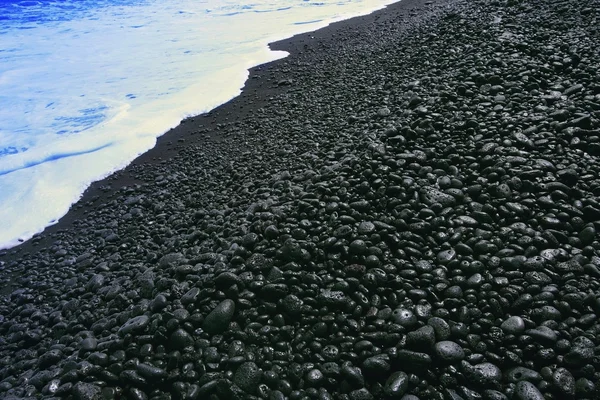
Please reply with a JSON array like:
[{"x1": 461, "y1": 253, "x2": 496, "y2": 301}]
[
  {"x1": 437, "y1": 249, "x2": 456, "y2": 265},
  {"x1": 427, "y1": 317, "x2": 451, "y2": 341},
  {"x1": 234, "y1": 362, "x2": 262, "y2": 394},
  {"x1": 170, "y1": 328, "x2": 194, "y2": 350},
  {"x1": 579, "y1": 225, "x2": 596, "y2": 245},
  {"x1": 434, "y1": 341, "x2": 465, "y2": 363},
  {"x1": 384, "y1": 371, "x2": 409, "y2": 398},
  {"x1": 261, "y1": 283, "x2": 289, "y2": 299},
  {"x1": 80, "y1": 338, "x2": 98, "y2": 351},
  {"x1": 575, "y1": 378, "x2": 596, "y2": 397},
  {"x1": 362, "y1": 354, "x2": 390, "y2": 374},
  {"x1": 203, "y1": 299, "x2": 235, "y2": 334},
  {"x1": 525, "y1": 326, "x2": 557, "y2": 344},
  {"x1": 118, "y1": 315, "x2": 150, "y2": 336},
  {"x1": 349, "y1": 239, "x2": 368, "y2": 255},
  {"x1": 181, "y1": 287, "x2": 200, "y2": 305},
  {"x1": 341, "y1": 364, "x2": 365, "y2": 387},
  {"x1": 391, "y1": 308, "x2": 417, "y2": 327},
  {"x1": 151, "y1": 294, "x2": 168, "y2": 312},
  {"x1": 400, "y1": 396, "x2": 420, "y2": 400},
  {"x1": 514, "y1": 381, "x2": 544, "y2": 400},
  {"x1": 500, "y1": 316, "x2": 525, "y2": 334},
  {"x1": 396, "y1": 350, "x2": 432, "y2": 369},
  {"x1": 137, "y1": 363, "x2": 167, "y2": 381}
]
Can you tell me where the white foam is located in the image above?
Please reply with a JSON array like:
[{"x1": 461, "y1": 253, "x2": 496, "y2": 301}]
[{"x1": 0, "y1": 0, "x2": 399, "y2": 249}]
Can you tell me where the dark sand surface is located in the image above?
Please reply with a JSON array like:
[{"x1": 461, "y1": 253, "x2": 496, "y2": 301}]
[{"x1": 1, "y1": 0, "x2": 600, "y2": 398}]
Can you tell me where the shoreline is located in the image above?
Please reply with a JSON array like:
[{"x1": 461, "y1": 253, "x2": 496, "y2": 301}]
[
  {"x1": 0, "y1": 0, "x2": 411, "y2": 259},
  {"x1": 1, "y1": 0, "x2": 599, "y2": 398},
  {"x1": 0, "y1": 0, "x2": 438, "y2": 262},
  {"x1": 0, "y1": 0, "x2": 401, "y2": 252}
]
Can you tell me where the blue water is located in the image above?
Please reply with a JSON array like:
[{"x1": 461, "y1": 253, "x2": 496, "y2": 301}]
[{"x1": 0, "y1": 0, "x2": 397, "y2": 248}]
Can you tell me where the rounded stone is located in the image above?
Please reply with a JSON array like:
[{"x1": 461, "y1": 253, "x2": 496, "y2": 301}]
[
  {"x1": 280, "y1": 294, "x2": 303, "y2": 316},
  {"x1": 118, "y1": 315, "x2": 150, "y2": 336},
  {"x1": 234, "y1": 362, "x2": 262, "y2": 394},
  {"x1": 169, "y1": 328, "x2": 194, "y2": 350},
  {"x1": 469, "y1": 362, "x2": 502, "y2": 385},
  {"x1": 391, "y1": 308, "x2": 417, "y2": 327},
  {"x1": 80, "y1": 337, "x2": 98, "y2": 351},
  {"x1": 500, "y1": 316, "x2": 525, "y2": 334},
  {"x1": 434, "y1": 341, "x2": 465, "y2": 363},
  {"x1": 203, "y1": 299, "x2": 235, "y2": 335},
  {"x1": 514, "y1": 381, "x2": 544, "y2": 400},
  {"x1": 384, "y1": 371, "x2": 409, "y2": 398}
]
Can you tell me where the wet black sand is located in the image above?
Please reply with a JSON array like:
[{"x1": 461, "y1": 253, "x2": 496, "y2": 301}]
[{"x1": 1, "y1": 0, "x2": 600, "y2": 398}]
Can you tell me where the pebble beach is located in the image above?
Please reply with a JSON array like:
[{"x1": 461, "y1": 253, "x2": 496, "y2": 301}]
[{"x1": 1, "y1": 0, "x2": 600, "y2": 399}]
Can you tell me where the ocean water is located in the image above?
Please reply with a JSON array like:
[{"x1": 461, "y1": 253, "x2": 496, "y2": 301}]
[{"x1": 0, "y1": 0, "x2": 397, "y2": 249}]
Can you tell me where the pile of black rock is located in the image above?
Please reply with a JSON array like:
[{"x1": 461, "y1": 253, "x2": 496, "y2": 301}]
[{"x1": 1, "y1": 0, "x2": 599, "y2": 399}]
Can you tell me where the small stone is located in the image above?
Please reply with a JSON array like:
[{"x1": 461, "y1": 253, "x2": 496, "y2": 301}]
[
  {"x1": 552, "y1": 367, "x2": 575, "y2": 397},
  {"x1": 434, "y1": 341, "x2": 465, "y2": 363},
  {"x1": 575, "y1": 378, "x2": 596, "y2": 397},
  {"x1": 406, "y1": 325, "x2": 436, "y2": 350},
  {"x1": 80, "y1": 338, "x2": 98, "y2": 351},
  {"x1": 181, "y1": 287, "x2": 200, "y2": 305},
  {"x1": 280, "y1": 294, "x2": 303, "y2": 316},
  {"x1": 118, "y1": 315, "x2": 150, "y2": 336},
  {"x1": 362, "y1": 354, "x2": 390, "y2": 374},
  {"x1": 391, "y1": 308, "x2": 417, "y2": 327},
  {"x1": 464, "y1": 362, "x2": 502, "y2": 387},
  {"x1": 384, "y1": 371, "x2": 409, "y2": 398},
  {"x1": 151, "y1": 294, "x2": 168, "y2": 311},
  {"x1": 358, "y1": 221, "x2": 376, "y2": 235},
  {"x1": 505, "y1": 367, "x2": 542, "y2": 383},
  {"x1": 437, "y1": 249, "x2": 456, "y2": 265},
  {"x1": 579, "y1": 225, "x2": 596, "y2": 245},
  {"x1": 170, "y1": 328, "x2": 194, "y2": 350},
  {"x1": 306, "y1": 369, "x2": 324, "y2": 386},
  {"x1": 514, "y1": 381, "x2": 544, "y2": 400},
  {"x1": 72, "y1": 382, "x2": 102, "y2": 400},
  {"x1": 317, "y1": 289, "x2": 348, "y2": 308},
  {"x1": 341, "y1": 364, "x2": 365, "y2": 387},
  {"x1": 137, "y1": 363, "x2": 167, "y2": 381},
  {"x1": 483, "y1": 390, "x2": 508, "y2": 400},
  {"x1": 500, "y1": 316, "x2": 525, "y2": 334},
  {"x1": 203, "y1": 299, "x2": 235, "y2": 334},
  {"x1": 349, "y1": 388, "x2": 374, "y2": 400},
  {"x1": 427, "y1": 317, "x2": 451, "y2": 341},
  {"x1": 378, "y1": 107, "x2": 391, "y2": 117},
  {"x1": 234, "y1": 362, "x2": 262, "y2": 394},
  {"x1": 525, "y1": 326, "x2": 557, "y2": 344},
  {"x1": 39, "y1": 349, "x2": 63, "y2": 368}
]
